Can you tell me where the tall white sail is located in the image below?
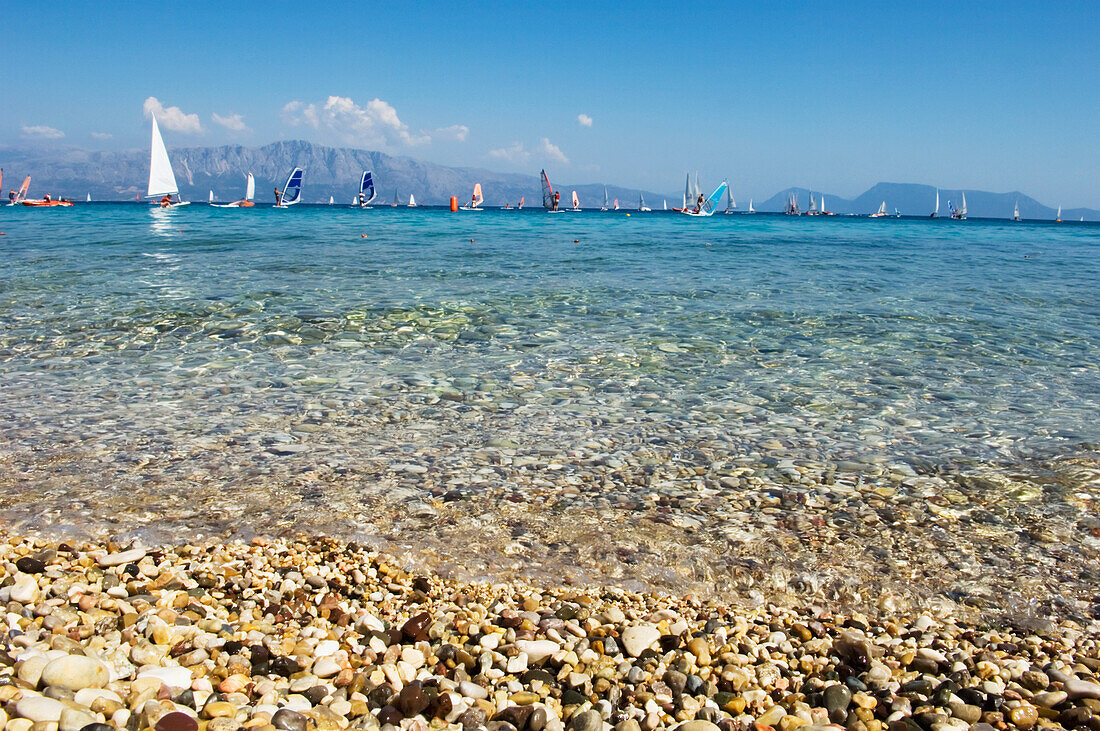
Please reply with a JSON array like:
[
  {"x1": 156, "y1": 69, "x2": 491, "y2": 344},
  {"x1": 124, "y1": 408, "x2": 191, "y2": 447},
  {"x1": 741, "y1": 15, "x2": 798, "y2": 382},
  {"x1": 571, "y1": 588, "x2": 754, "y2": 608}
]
[
  {"x1": 86, "y1": 193, "x2": 91, "y2": 202},
  {"x1": 683, "y1": 173, "x2": 690, "y2": 209},
  {"x1": 933, "y1": 189, "x2": 940, "y2": 216},
  {"x1": 245, "y1": 173, "x2": 255, "y2": 201},
  {"x1": 820, "y1": 196, "x2": 826, "y2": 213},
  {"x1": 571, "y1": 190, "x2": 579, "y2": 209},
  {"x1": 603, "y1": 187, "x2": 609, "y2": 210},
  {"x1": 1013, "y1": 200, "x2": 1020, "y2": 221},
  {"x1": 408, "y1": 193, "x2": 416, "y2": 207},
  {"x1": 146, "y1": 116, "x2": 179, "y2": 198},
  {"x1": 209, "y1": 190, "x2": 214, "y2": 203},
  {"x1": 960, "y1": 192, "x2": 967, "y2": 217}
]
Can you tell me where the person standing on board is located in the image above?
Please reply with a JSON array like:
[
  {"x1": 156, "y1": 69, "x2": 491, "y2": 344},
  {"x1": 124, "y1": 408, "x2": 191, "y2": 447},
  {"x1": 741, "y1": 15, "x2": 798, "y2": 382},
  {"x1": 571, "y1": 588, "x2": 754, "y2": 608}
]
[
  {"x1": 274, "y1": 187, "x2": 282, "y2": 207},
  {"x1": 552, "y1": 190, "x2": 560, "y2": 211},
  {"x1": 358, "y1": 191, "x2": 366, "y2": 207},
  {"x1": 8, "y1": 190, "x2": 15, "y2": 205}
]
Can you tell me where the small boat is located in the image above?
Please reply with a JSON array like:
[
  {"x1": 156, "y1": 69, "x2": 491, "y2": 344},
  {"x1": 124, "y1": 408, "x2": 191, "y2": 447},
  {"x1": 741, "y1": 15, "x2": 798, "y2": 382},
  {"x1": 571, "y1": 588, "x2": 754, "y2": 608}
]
[
  {"x1": 820, "y1": 195, "x2": 834, "y2": 216},
  {"x1": 460, "y1": 183, "x2": 485, "y2": 210},
  {"x1": 785, "y1": 193, "x2": 801, "y2": 216},
  {"x1": 747, "y1": 199, "x2": 755, "y2": 214},
  {"x1": 639, "y1": 194, "x2": 651, "y2": 212},
  {"x1": 541, "y1": 169, "x2": 564, "y2": 212},
  {"x1": 601, "y1": 187, "x2": 609, "y2": 211},
  {"x1": 21, "y1": 197, "x2": 74, "y2": 207},
  {"x1": 949, "y1": 192, "x2": 967, "y2": 220},
  {"x1": 1055, "y1": 206, "x2": 1062, "y2": 223},
  {"x1": 209, "y1": 190, "x2": 214, "y2": 204},
  {"x1": 86, "y1": 193, "x2": 91, "y2": 203},
  {"x1": 354, "y1": 171, "x2": 377, "y2": 208},
  {"x1": 930, "y1": 189, "x2": 939, "y2": 218},
  {"x1": 679, "y1": 180, "x2": 728, "y2": 217},
  {"x1": 392, "y1": 188, "x2": 400, "y2": 207},
  {"x1": 1013, "y1": 200, "x2": 1020, "y2": 221},
  {"x1": 147, "y1": 115, "x2": 189, "y2": 207},
  {"x1": 724, "y1": 185, "x2": 736, "y2": 214},
  {"x1": 869, "y1": 201, "x2": 888, "y2": 218},
  {"x1": 807, "y1": 192, "x2": 818, "y2": 216},
  {"x1": 328, "y1": 195, "x2": 334, "y2": 205},
  {"x1": 570, "y1": 190, "x2": 580, "y2": 211},
  {"x1": 407, "y1": 193, "x2": 417, "y2": 207},
  {"x1": 212, "y1": 173, "x2": 256, "y2": 208},
  {"x1": 663, "y1": 200, "x2": 667, "y2": 211},
  {"x1": 273, "y1": 167, "x2": 304, "y2": 208}
]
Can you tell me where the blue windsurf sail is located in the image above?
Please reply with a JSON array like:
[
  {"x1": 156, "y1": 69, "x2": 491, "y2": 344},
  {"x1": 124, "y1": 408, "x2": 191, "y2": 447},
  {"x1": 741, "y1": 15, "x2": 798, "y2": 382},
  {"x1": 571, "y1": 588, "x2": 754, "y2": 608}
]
[
  {"x1": 360, "y1": 171, "x2": 376, "y2": 204},
  {"x1": 280, "y1": 168, "x2": 304, "y2": 205},
  {"x1": 702, "y1": 181, "x2": 728, "y2": 215}
]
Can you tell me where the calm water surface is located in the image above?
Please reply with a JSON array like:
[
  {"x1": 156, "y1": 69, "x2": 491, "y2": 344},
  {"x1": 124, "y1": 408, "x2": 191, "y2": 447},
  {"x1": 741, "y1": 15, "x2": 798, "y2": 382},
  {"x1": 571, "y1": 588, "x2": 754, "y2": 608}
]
[{"x1": 1, "y1": 204, "x2": 1097, "y2": 617}]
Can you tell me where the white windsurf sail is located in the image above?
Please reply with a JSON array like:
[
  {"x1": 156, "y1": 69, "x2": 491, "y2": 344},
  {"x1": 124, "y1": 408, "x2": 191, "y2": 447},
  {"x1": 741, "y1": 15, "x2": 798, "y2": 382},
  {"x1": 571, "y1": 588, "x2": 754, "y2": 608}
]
[
  {"x1": 278, "y1": 168, "x2": 304, "y2": 206},
  {"x1": 328, "y1": 196, "x2": 334, "y2": 205},
  {"x1": 86, "y1": 193, "x2": 91, "y2": 202},
  {"x1": 602, "y1": 187, "x2": 609, "y2": 211},
  {"x1": 209, "y1": 190, "x2": 214, "y2": 203},
  {"x1": 683, "y1": 173, "x2": 690, "y2": 209},
  {"x1": 147, "y1": 116, "x2": 179, "y2": 199},
  {"x1": 246, "y1": 173, "x2": 255, "y2": 201},
  {"x1": 1013, "y1": 200, "x2": 1020, "y2": 221},
  {"x1": 471, "y1": 183, "x2": 483, "y2": 208},
  {"x1": 1056, "y1": 205, "x2": 1062, "y2": 221},
  {"x1": 571, "y1": 190, "x2": 580, "y2": 210}
]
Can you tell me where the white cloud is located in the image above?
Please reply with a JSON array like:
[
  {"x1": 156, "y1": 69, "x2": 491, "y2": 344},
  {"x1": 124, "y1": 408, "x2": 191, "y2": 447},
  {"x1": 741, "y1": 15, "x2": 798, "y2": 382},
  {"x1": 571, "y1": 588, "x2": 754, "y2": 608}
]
[
  {"x1": 143, "y1": 96, "x2": 202, "y2": 133},
  {"x1": 212, "y1": 112, "x2": 249, "y2": 132},
  {"x1": 488, "y1": 142, "x2": 531, "y2": 163},
  {"x1": 282, "y1": 95, "x2": 432, "y2": 147},
  {"x1": 538, "y1": 137, "x2": 569, "y2": 164},
  {"x1": 434, "y1": 124, "x2": 469, "y2": 142},
  {"x1": 577, "y1": 114, "x2": 593, "y2": 128},
  {"x1": 90, "y1": 131, "x2": 113, "y2": 140},
  {"x1": 21, "y1": 125, "x2": 64, "y2": 140}
]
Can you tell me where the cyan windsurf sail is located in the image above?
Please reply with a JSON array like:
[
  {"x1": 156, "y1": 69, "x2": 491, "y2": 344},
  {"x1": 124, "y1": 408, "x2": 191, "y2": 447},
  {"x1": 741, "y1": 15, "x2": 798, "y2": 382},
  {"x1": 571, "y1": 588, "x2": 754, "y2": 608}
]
[
  {"x1": 701, "y1": 180, "x2": 728, "y2": 215},
  {"x1": 280, "y1": 168, "x2": 304, "y2": 205}
]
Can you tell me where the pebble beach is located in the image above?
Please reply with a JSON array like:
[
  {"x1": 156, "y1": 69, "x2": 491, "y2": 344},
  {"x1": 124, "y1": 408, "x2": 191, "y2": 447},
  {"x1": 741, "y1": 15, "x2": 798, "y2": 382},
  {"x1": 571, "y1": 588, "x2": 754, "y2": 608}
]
[{"x1": 3, "y1": 534, "x2": 1100, "y2": 731}]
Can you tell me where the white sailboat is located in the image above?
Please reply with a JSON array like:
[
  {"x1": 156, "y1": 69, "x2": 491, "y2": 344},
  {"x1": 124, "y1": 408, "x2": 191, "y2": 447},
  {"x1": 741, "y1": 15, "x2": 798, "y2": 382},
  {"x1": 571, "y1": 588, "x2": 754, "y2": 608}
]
[
  {"x1": 407, "y1": 193, "x2": 417, "y2": 207},
  {"x1": 724, "y1": 185, "x2": 736, "y2": 214},
  {"x1": 570, "y1": 190, "x2": 580, "y2": 211},
  {"x1": 392, "y1": 188, "x2": 400, "y2": 207},
  {"x1": 1055, "y1": 205, "x2": 1062, "y2": 222},
  {"x1": 807, "y1": 192, "x2": 818, "y2": 215},
  {"x1": 748, "y1": 199, "x2": 755, "y2": 214},
  {"x1": 663, "y1": 200, "x2": 667, "y2": 210},
  {"x1": 601, "y1": 187, "x2": 609, "y2": 211},
  {"x1": 950, "y1": 191, "x2": 967, "y2": 220},
  {"x1": 869, "y1": 201, "x2": 888, "y2": 218},
  {"x1": 328, "y1": 195, "x2": 334, "y2": 205},
  {"x1": 930, "y1": 189, "x2": 940, "y2": 218},
  {"x1": 354, "y1": 171, "x2": 377, "y2": 208},
  {"x1": 86, "y1": 193, "x2": 91, "y2": 203},
  {"x1": 1013, "y1": 200, "x2": 1020, "y2": 221},
  {"x1": 460, "y1": 183, "x2": 485, "y2": 210},
  {"x1": 613, "y1": 198, "x2": 619, "y2": 210},
  {"x1": 213, "y1": 173, "x2": 256, "y2": 208},
  {"x1": 208, "y1": 190, "x2": 214, "y2": 204},
  {"x1": 639, "y1": 193, "x2": 651, "y2": 212},
  {"x1": 147, "y1": 115, "x2": 189, "y2": 207}
]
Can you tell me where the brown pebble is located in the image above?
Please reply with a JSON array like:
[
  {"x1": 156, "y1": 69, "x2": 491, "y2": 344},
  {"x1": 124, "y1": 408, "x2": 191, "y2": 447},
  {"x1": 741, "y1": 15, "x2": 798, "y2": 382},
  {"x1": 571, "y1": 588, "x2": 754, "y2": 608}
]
[
  {"x1": 156, "y1": 711, "x2": 199, "y2": 731},
  {"x1": 1009, "y1": 706, "x2": 1039, "y2": 729}
]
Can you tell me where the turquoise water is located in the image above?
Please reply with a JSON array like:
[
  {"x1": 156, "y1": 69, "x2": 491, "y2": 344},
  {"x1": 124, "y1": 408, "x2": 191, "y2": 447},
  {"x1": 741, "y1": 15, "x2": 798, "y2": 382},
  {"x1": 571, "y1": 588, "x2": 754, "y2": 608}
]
[{"x1": 1, "y1": 204, "x2": 1097, "y2": 611}]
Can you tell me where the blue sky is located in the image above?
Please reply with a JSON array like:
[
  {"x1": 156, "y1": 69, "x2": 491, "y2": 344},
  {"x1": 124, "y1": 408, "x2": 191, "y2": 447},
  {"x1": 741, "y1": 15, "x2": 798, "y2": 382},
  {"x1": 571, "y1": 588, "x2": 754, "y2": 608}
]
[{"x1": 3, "y1": 1, "x2": 1099, "y2": 206}]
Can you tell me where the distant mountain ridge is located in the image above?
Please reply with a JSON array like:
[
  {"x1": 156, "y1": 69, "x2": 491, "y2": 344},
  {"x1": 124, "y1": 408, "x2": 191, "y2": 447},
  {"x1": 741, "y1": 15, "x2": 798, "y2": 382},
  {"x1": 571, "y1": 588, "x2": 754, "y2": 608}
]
[{"x1": 1, "y1": 142, "x2": 1095, "y2": 219}]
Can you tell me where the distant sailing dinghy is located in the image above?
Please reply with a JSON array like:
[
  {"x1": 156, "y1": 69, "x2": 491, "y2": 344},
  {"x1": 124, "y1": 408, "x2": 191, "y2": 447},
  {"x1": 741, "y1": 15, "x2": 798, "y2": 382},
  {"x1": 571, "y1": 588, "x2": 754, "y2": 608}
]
[
  {"x1": 747, "y1": 199, "x2": 755, "y2": 214},
  {"x1": 1013, "y1": 200, "x2": 1020, "y2": 221},
  {"x1": 724, "y1": 185, "x2": 736, "y2": 214},
  {"x1": 679, "y1": 180, "x2": 728, "y2": 217},
  {"x1": 460, "y1": 183, "x2": 485, "y2": 210},
  {"x1": 601, "y1": 187, "x2": 609, "y2": 211},
  {"x1": 869, "y1": 201, "x2": 888, "y2": 218},
  {"x1": 86, "y1": 193, "x2": 92, "y2": 203},
  {"x1": 209, "y1": 190, "x2": 214, "y2": 204},
  {"x1": 949, "y1": 192, "x2": 967, "y2": 220},
  {"x1": 930, "y1": 189, "x2": 940, "y2": 218},
  {"x1": 1055, "y1": 206, "x2": 1063, "y2": 223},
  {"x1": 328, "y1": 196, "x2": 334, "y2": 205},
  {"x1": 274, "y1": 168, "x2": 304, "y2": 208},
  {"x1": 354, "y1": 171, "x2": 377, "y2": 208},
  {"x1": 613, "y1": 198, "x2": 619, "y2": 210},
  {"x1": 407, "y1": 193, "x2": 417, "y2": 207},
  {"x1": 213, "y1": 173, "x2": 256, "y2": 208},
  {"x1": 639, "y1": 194, "x2": 651, "y2": 212},
  {"x1": 147, "y1": 115, "x2": 189, "y2": 207}
]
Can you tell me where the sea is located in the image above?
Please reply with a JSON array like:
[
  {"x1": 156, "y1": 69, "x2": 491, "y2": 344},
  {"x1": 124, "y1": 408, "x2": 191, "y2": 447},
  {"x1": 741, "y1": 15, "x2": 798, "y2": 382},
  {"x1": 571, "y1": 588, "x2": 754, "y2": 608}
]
[{"x1": 1, "y1": 204, "x2": 1097, "y2": 619}]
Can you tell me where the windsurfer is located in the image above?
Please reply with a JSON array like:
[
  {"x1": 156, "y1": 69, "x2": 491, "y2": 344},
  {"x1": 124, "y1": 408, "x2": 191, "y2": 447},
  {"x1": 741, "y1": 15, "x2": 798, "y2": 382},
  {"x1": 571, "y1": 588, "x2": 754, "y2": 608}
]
[
  {"x1": 552, "y1": 191, "x2": 560, "y2": 211},
  {"x1": 274, "y1": 188, "x2": 282, "y2": 207},
  {"x1": 358, "y1": 191, "x2": 366, "y2": 207},
  {"x1": 9, "y1": 190, "x2": 16, "y2": 204},
  {"x1": 694, "y1": 193, "x2": 704, "y2": 214}
]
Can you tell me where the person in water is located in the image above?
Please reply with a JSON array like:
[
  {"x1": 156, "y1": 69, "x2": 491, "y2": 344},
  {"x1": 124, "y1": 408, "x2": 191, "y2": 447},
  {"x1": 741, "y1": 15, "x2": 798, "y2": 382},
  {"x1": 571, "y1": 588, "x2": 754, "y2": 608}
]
[
  {"x1": 552, "y1": 191, "x2": 560, "y2": 211},
  {"x1": 274, "y1": 187, "x2": 282, "y2": 207}
]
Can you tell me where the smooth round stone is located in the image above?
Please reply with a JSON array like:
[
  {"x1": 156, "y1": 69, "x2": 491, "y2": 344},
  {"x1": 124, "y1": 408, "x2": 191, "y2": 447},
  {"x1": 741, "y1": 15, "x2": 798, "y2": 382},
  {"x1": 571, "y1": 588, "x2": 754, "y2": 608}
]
[
  {"x1": 757, "y1": 706, "x2": 786, "y2": 727},
  {"x1": 271, "y1": 709, "x2": 307, "y2": 731},
  {"x1": 11, "y1": 575, "x2": 40, "y2": 603},
  {"x1": 138, "y1": 667, "x2": 193, "y2": 692},
  {"x1": 1031, "y1": 691, "x2": 1067, "y2": 708},
  {"x1": 824, "y1": 684, "x2": 852, "y2": 721},
  {"x1": 1008, "y1": 706, "x2": 1038, "y2": 729},
  {"x1": 79, "y1": 724, "x2": 114, "y2": 731},
  {"x1": 515, "y1": 640, "x2": 559, "y2": 664},
  {"x1": 312, "y1": 656, "x2": 341, "y2": 678},
  {"x1": 203, "y1": 702, "x2": 237, "y2": 719},
  {"x1": 674, "y1": 723, "x2": 720, "y2": 731},
  {"x1": 459, "y1": 681, "x2": 489, "y2": 700},
  {"x1": 16, "y1": 697, "x2": 66, "y2": 723},
  {"x1": 621, "y1": 626, "x2": 661, "y2": 658},
  {"x1": 59, "y1": 708, "x2": 97, "y2": 731},
  {"x1": 16, "y1": 557, "x2": 47, "y2": 574},
  {"x1": 568, "y1": 710, "x2": 602, "y2": 731},
  {"x1": 18, "y1": 655, "x2": 51, "y2": 687},
  {"x1": 41, "y1": 656, "x2": 110, "y2": 692},
  {"x1": 96, "y1": 548, "x2": 147, "y2": 567},
  {"x1": 154, "y1": 711, "x2": 198, "y2": 731},
  {"x1": 1065, "y1": 680, "x2": 1100, "y2": 701}
]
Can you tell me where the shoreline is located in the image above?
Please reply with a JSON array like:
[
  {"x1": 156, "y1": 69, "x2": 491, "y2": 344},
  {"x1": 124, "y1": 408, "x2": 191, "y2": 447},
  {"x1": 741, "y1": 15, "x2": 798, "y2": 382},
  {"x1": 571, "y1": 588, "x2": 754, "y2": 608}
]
[{"x1": 2, "y1": 533, "x2": 1099, "y2": 731}]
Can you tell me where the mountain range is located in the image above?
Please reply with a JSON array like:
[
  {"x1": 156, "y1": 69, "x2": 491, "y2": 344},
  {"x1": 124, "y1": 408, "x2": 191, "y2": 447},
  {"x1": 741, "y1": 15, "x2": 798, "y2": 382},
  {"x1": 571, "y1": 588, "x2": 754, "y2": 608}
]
[{"x1": 1, "y1": 141, "x2": 1095, "y2": 220}]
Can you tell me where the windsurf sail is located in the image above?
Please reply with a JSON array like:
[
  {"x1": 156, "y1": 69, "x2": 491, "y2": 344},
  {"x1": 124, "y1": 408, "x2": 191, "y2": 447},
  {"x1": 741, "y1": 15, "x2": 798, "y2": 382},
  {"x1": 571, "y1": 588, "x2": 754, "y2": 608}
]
[
  {"x1": 279, "y1": 168, "x2": 304, "y2": 206},
  {"x1": 328, "y1": 196, "x2": 334, "y2": 205},
  {"x1": 571, "y1": 190, "x2": 579, "y2": 209},
  {"x1": 748, "y1": 199, "x2": 755, "y2": 213},
  {"x1": 701, "y1": 181, "x2": 727, "y2": 215},
  {"x1": 683, "y1": 173, "x2": 690, "y2": 209},
  {"x1": 541, "y1": 169, "x2": 554, "y2": 209},
  {"x1": 603, "y1": 187, "x2": 609, "y2": 210},
  {"x1": 725, "y1": 186, "x2": 736, "y2": 212},
  {"x1": 147, "y1": 116, "x2": 179, "y2": 198},
  {"x1": 245, "y1": 173, "x2": 255, "y2": 201},
  {"x1": 613, "y1": 198, "x2": 619, "y2": 210},
  {"x1": 471, "y1": 183, "x2": 484, "y2": 208},
  {"x1": 86, "y1": 193, "x2": 91, "y2": 202},
  {"x1": 360, "y1": 171, "x2": 376, "y2": 204},
  {"x1": 17, "y1": 176, "x2": 31, "y2": 203},
  {"x1": 518, "y1": 196, "x2": 525, "y2": 209},
  {"x1": 209, "y1": 190, "x2": 214, "y2": 203},
  {"x1": 1013, "y1": 200, "x2": 1020, "y2": 221}
]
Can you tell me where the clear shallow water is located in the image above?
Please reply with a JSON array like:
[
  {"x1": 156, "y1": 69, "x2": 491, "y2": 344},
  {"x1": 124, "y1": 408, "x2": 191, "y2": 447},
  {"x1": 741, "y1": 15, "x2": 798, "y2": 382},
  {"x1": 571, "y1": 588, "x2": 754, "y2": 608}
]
[{"x1": 1, "y1": 204, "x2": 1098, "y2": 616}]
